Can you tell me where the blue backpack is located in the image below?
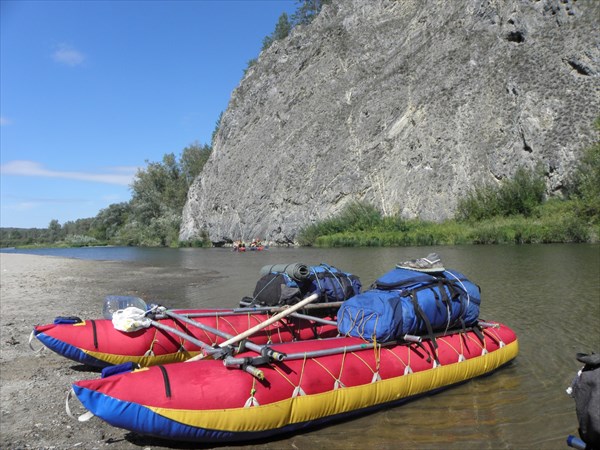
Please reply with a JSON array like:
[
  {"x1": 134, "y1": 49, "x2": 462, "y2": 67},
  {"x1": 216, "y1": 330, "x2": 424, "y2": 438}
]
[
  {"x1": 243, "y1": 263, "x2": 361, "y2": 307},
  {"x1": 306, "y1": 264, "x2": 362, "y2": 303},
  {"x1": 337, "y1": 267, "x2": 480, "y2": 342}
]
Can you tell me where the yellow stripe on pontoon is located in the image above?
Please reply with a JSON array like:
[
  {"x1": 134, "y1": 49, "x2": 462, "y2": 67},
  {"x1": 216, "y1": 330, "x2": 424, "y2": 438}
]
[
  {"x1": 145, "y1": 339, "x2": 519, "y2": 432},
  {"x1": 81, "y1": 349, "x2": 200, "y2": 367}
]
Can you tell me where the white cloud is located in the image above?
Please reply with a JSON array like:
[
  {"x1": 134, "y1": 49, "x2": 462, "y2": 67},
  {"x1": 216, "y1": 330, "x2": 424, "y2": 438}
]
[
  {"x1": 0, "y1": 116, "x2": 12, "y2": 126},
  {"x1": 0, "y1": 160, "x2": 136, "y2": 186},
  {"x1": 52, "y1": 44, "x2": 86, "y2": 66},
  {"x1": 6, "y1": 197, "x2": 85, "y2": 211},
  {"x1": 108, "y1": 165, "x2": 141, "y2": 174}
]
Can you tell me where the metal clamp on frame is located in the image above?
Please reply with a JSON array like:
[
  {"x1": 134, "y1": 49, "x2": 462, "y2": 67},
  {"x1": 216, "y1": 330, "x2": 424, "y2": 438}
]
[{"x1": 223, "y1": 356, "x2": 266, "y2": 380}]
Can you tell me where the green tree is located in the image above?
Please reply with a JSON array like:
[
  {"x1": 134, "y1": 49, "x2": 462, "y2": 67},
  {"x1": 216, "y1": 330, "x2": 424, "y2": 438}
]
[
  {"x1": 48, "y1": 219, "x2": 62, "y2": 243},
  {"x1": 126, "y1": 143, "x2": 212, "y2": 246},
  {"x1": 570, "y1": 118, "x2": 600, "y2": 222},
  {"x1": 292, "y1": 0, "x2": 331, "y2": 26},
  {"x1": 90, "y1": 202, "x2": 131, "y2": 241},
  {"x1": 262, "y1": 12, "x2": 292, "y2": 51},
  {"x1": 62, "y1": 218, "x2": 94, "y2": 237},
  {"x1": 130, "y1": 153, "x2": 184, "y2": 225},
  {"x1": 180, "y1": 142, "x2": 211, "y2": 187},
  {"x1": 456, "y1": 166, "x2": 546, "y2": 222}
]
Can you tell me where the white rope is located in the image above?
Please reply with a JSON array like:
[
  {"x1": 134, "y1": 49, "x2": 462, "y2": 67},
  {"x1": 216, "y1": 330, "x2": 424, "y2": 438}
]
[
  {"x1": 244, "y1": 396, "x2": 259, "y2": 407},
  {"x1": 65, "y1": 388, "x2": 95, "y2": 422},
  {"x1": 292, "y1": 386, "x2": 306, "y2": 398},
  {"x1": 28, "y1": 330, "x2": 45, "y2": 353},
  {"x1": 445, "y1": 271, "x2": 471, "y2": 310}
]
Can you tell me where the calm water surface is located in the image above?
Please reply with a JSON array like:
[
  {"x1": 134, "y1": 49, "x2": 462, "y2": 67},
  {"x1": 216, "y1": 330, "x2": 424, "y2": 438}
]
[{"x1": 4, "y1": 244, "x2": 599, "y2": 449}]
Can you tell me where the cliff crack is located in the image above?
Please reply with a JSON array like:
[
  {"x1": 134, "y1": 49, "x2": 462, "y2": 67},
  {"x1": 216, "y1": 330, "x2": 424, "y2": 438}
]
[{"x1": 565, "y1": 58, "x2": 594, "y2": 76}]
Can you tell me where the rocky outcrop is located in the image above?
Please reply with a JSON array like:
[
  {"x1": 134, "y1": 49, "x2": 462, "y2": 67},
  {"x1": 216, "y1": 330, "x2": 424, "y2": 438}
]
[{"x1": 180, "y1": 0, "x2": 600, "y2": 245}]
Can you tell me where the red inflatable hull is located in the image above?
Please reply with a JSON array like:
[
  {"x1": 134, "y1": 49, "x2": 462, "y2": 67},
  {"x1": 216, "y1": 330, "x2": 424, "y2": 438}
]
[
  {"x1": 33, "y1": 309, "x2": 338, "y2": 367},
  {"x1": 72, "y1": 322, "x2": 519, "y2": 442}
]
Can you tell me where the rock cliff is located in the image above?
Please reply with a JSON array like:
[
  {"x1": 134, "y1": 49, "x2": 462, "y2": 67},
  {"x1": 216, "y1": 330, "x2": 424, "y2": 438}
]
[{"x1": 180, "y1": 0, "x2": 600, "y2": 245}]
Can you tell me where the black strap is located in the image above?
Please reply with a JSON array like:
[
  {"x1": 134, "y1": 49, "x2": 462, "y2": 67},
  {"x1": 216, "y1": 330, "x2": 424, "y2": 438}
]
[
  {"x1": 459, "y1": 317, "x2": 467, "y2": 335},
  {"x1": 416, "y1": 278, "x2": 468, "y2": 330},
  {"x1": 90, "y1": 319, "x2": 98, "y2": 350},
  {"x1": 472, "y1": 326, "x2": 486, "y2": 344},
  {"x1": 410, "y1": 291, "x2": 438, "y2": 351},
  {"x1": 158, "y1": 365, "x2": 172, "y2": 398}
]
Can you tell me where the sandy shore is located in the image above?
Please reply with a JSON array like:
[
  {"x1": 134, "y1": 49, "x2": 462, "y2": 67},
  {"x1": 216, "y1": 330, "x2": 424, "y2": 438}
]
[{"x1": 0, "y1": 253, "x2": 222, "y2": 450}]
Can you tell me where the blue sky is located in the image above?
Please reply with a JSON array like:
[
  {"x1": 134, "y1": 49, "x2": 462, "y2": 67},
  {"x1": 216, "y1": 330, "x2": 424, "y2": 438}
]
[{"x1": 0, "y1": 0, "x2": 296, "y2": 228}]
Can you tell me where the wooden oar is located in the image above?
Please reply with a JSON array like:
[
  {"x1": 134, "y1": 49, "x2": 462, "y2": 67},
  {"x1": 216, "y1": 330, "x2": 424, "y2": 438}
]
[{"x1": 186, "y1": 293, "x2": 319, "y2": 362}]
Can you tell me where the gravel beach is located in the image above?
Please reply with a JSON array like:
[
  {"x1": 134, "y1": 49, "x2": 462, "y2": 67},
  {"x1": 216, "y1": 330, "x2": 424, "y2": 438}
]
[{"x1": 0, "y1": 253, "x2": 223, "y2": 450}]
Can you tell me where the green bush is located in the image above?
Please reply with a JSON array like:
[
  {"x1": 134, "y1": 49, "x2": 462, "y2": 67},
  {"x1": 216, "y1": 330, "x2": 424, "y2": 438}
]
[
  {"x1": 298, "y1": 201, "x2": 386, "y2": 245},
  {"x1": 64, "y1": 234, "x2": 99, "y2": 247},
  {"x1": 456, "y1": 166, "x2": 545, "y2": 222},
  {"x1": 569, "y1": 119, "x2": 600, "y2": 223}
]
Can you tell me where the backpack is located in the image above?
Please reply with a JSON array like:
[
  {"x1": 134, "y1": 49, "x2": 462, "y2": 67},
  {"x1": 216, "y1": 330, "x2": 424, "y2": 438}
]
[
  {"x1": 306, "y1": 263, "x2": 362, "y2": 304},
  {"x1": 249, "y1": 272, "x2": 303, "y2": 306},
  {"x1": 243, "y1": 263, "x2": 361, "y2": 307},
  {"x1": 337, "y1": 267, "x2": 480, "y2": 342},
  {"x1": 568, "y1": 352, "x2": 600, "y2": 447}
]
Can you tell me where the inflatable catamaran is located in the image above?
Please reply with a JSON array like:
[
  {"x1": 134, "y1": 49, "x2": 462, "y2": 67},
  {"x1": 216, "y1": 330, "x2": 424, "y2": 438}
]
[
  {"x1": 71, "y1": 322, "x2": 518, "y2": 443},
  {"x1": 62, "y1": 258, "x2": 519, "y2": 443}
]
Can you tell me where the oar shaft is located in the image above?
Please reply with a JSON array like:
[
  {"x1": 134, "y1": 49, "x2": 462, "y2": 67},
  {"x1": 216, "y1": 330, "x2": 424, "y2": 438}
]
[
  {"x1": 227, "y1": 325, "x2": 487, "y2": 364},
  {"x1": 164, "y1": 310, "x2": 265, "y2": 355},
  {"x1": 275, "y1": 342, "x2": 392, "y2": 361},
  {"x1": 235, "y1": 301, "x2": 343, "y2": 313},
  {"x1": 180, "y1": 301, "x2": 343, "y2": 318},
  {"x1": 291, "y1": 312, "x2": 338, "y2": 326},
  {"x1": 148, "y1": 319, "x2": 213, "y2": 352},
  {"x1": 178, "y1": 309, "x2": 338, "y2": 326},
  {"x1": 218, "y1": 294, "x2": 319, "y2": 349}
]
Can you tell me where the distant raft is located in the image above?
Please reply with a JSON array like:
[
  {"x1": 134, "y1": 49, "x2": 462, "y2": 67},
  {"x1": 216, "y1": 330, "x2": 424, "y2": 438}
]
[
  {"x1": 71, "y1": 322, "x2": 518, "y2": 443},
  {"x1": 32, "y1": 308, "x2": 339, "y2": 368}
]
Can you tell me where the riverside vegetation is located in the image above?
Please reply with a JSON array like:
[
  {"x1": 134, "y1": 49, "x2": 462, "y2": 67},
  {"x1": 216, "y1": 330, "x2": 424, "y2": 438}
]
[
  {"x1": 0, "y1": 141, "x2": 212, "y2": 248},
  {"x1": 3, "y1": 123, "x2": 598, "y2": 249},
  {"x1": 298, "y1": 120, "x2": 600, "y2": 247}
]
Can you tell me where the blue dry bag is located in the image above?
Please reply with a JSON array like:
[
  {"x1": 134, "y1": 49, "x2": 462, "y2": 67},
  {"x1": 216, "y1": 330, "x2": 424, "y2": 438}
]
[
  {"x1": 337, "y1": 267, "x2": 480, "y2": 342},
  {"x1": 306, "y1": 263, "x2": 362, "y2": 303}
]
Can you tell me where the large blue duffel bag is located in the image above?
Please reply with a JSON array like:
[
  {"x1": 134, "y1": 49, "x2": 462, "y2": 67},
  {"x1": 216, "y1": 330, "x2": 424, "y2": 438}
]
[{"x1": 337, "y1": 267, "x2": 480, "y2": 342}]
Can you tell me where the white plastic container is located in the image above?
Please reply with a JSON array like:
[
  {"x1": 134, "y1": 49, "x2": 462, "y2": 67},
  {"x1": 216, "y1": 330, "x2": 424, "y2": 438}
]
[{"x1": 102, "y1": 295, "x2": 147, "y2": 320}]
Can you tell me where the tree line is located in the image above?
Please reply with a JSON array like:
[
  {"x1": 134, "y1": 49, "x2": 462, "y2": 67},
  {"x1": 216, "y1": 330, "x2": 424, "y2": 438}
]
[
  {"x1": 0, "y1": 1, "x2": 332, "y2": 249},
  {"x1": 0, "y1": 141, "x2": 212, "y2": 248}
]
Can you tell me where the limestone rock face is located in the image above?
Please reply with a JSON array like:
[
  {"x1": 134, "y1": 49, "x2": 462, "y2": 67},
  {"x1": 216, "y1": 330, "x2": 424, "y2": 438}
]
[{"x1": 180, "y1": 0, "x2": 600, "y2": 245}]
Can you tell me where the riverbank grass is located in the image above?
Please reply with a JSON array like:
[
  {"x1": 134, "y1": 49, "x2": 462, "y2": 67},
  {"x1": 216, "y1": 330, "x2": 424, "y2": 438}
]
[{"x1": 301, "y1": 199, "x2": 597, "y2": 247}]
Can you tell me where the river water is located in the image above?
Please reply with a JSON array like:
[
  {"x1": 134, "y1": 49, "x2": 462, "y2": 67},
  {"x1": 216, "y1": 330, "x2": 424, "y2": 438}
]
[{"x1": 3, "y1": 244, "x2": 599, "y2": 449}]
